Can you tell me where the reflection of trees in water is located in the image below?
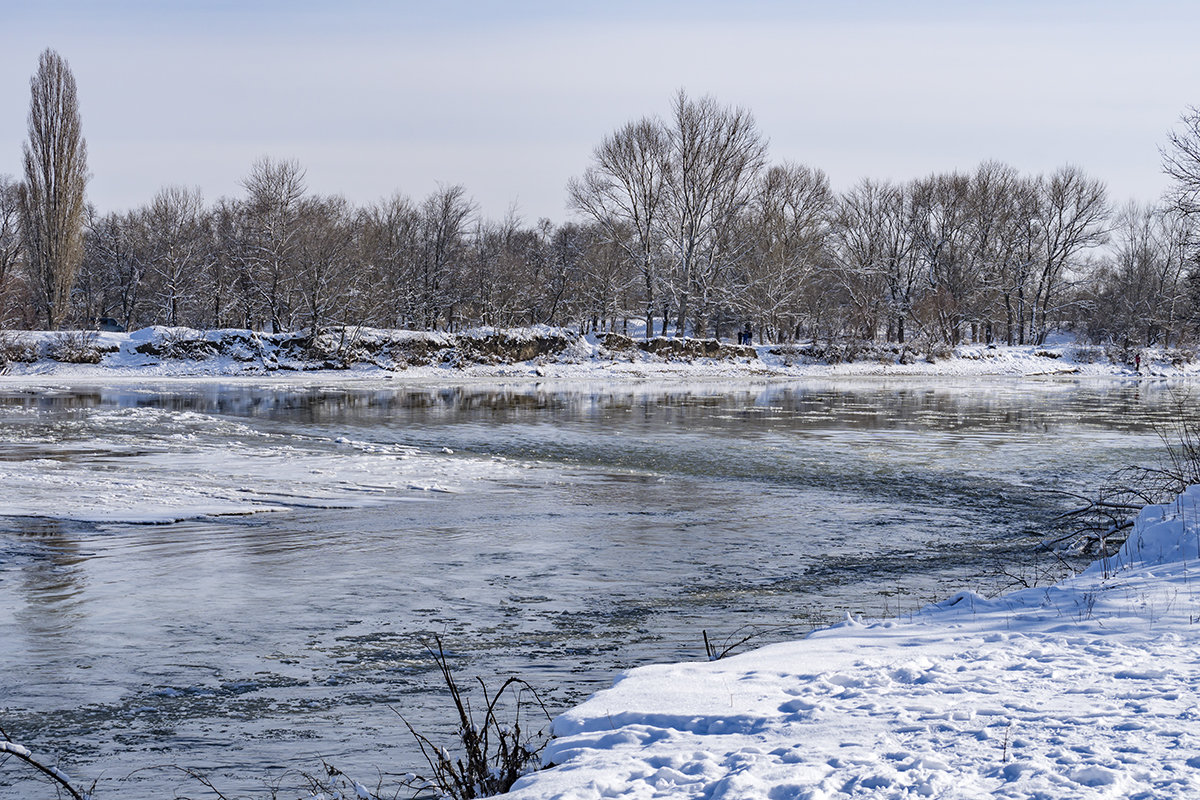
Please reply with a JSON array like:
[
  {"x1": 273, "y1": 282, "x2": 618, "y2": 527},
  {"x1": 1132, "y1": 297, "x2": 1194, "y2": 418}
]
[
  {"x1": 0, "y1": 380, "x2": 1179, "y2": 433},
  {"x1": 0, "y1": 391, "x2": 103, "y2": 410}
]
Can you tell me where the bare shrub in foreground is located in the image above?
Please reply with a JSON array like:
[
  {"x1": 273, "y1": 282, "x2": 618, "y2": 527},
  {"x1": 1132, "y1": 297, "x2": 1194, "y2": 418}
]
[
  {"x1": 1052, "y1": 391, "x2": 1200, "y2": 554},
  {"x1": 401, "y1": 636, "x2": 551, "y2": 799}
]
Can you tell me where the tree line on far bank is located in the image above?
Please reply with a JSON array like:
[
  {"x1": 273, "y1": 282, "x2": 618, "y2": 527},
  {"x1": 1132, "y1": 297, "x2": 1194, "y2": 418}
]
[{"x1": 4, "y1": 50, "x2": 1200, "y2": 353}]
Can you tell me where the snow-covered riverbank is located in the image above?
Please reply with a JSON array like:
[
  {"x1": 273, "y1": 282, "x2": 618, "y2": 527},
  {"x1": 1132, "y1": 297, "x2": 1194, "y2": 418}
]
[
  {"x1": 505, "y1": 487, "x2": 1200, "y2": 800},
  {"x1": 5, "y1": 333, "x2": 1199, "y2": 799},
  {"x1": 1, "y1": 325, "x2": 1196, "y2": 381}
]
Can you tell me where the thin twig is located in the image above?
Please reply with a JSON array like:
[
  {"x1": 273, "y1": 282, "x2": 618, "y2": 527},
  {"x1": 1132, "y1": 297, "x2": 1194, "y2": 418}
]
[{"x1": 0, "y1": 740, "x2": 87, "y2": 800}]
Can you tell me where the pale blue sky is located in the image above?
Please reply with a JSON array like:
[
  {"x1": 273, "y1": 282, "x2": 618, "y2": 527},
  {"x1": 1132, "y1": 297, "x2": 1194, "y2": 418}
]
[{"x1": 3, "y1": 1, "x2": 1198, "y2": 221}]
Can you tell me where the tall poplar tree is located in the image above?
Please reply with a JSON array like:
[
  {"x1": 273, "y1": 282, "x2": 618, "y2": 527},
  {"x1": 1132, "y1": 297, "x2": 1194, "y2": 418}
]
[{"x1": 20, "y1": 48, "x2": 88, "y2": 329}]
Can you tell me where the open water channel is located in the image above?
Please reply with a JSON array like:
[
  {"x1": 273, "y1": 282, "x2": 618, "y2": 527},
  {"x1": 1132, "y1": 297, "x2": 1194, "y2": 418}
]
[{"x1": 0, "y1": 376, "x2": 1186, "y2": 796}]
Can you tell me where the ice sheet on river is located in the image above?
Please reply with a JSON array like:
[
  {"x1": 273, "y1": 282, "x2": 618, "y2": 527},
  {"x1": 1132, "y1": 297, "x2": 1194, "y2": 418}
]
[
  {"x1": 506, "y1": 487, "x2": 1200, "y2": 800},
  {"x1": 0, "y1": 406, "x2": 518, "y2": 523}
]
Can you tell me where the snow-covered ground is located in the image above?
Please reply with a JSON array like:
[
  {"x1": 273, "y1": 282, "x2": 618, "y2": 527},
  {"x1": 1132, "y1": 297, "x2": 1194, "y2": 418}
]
[
  {"x1": 5, "y1": 326, "x2": 1199, "y2": 799},
  {"x1": 505, "y1": 488, "x2": 1200, "y2": 800},
  {"x1": 0, "y1": 325, "x2": 1195, "y2": 381}
]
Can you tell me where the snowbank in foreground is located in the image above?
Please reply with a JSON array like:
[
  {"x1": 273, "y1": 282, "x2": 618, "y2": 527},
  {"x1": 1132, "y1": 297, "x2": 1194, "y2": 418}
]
[
  {"x1": 0, "y1": 325, "x2": 1196, "y2": 380},
  {"x1": 505, "y1": 488, "x2": 1200, "y2": 800}
]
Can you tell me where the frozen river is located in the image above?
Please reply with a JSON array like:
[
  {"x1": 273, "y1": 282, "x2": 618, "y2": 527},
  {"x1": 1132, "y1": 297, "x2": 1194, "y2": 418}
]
[{"x1": 0, "y1": 377, "x2": 1183, "y2": 796}]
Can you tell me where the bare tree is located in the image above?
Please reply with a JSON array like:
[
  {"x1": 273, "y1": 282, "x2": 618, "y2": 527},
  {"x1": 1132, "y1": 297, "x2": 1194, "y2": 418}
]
[
  {"x1": 241, "y1": 157, "x2": 307, "y2": 331},
  {"x1": 1091, "y1": 202, "x2": 1192, "y2": 347},
  {"x1": 463, "y1": 209, "x2": 516, "y2": 327},
  {"x1": 1161, "y1": 108, "x2": 1200, "y2": 328},
  {"x1": 565, "y1": 222, "x2": 631, "y2": 334},
  {"x1": 740, "y1": 163, "x2": 832, "y2": 341},
  {"x1": 417, "y1": 184, "x2": 474, "y2": 330},
  {"x1": 141, "y1": 186, "x2": 209, "y2": 326},
  {"x1": 0, "y1": 176, "x2": 24, "y2": 324},
  {"x1": 205, "y1": 197, "x2": 246, "y2": 329},
  {"x1": 569, "y1": 117, "x2": 669, "y2": 337},
  {"x1": 360, "y1": 193, "x2": 422, "y2": 327},
  {"x1": 1163, "y1": 107, "x2": 1200, "y2": 217},
  {"x1": 961, "y1": 162, "x2": 1019, "y2": 343},
  {"x1": 294, "y1": 194, "x2": 358, "y2": 339},
  {"x1": 964, "y1": 164, "x2": 1041, "y2": 345},
  {"x1": 663, "y1": 90, "x2": 767, "y2": 337},
  {"x1": 910, "y1": 172, "x2": 976, "y2": 345},
  {"x1": 833, "y1": 179, "x2": 919, "y2": 344},
  {"x1": 477, "y1": 215, "x2": 570, "y2": 327},
  {"x1": 77, "y1": 206, "x2": 143, "y2": 329},
  {"x1": 462, "y1": 208, "x2": 564, "y2": 328},
  {"x1": 542, "y1": 220, "x2": 587, "y2": 326},
  {"x1": 19, "y1": 48, "x2": 88, "y2": 329},
  {"x1": 1031, "y1": 166, "x2": 1109, "y2": 344},
  {"x1": 1155, "y1": 208, "x2": 1195, "y2": 346}
]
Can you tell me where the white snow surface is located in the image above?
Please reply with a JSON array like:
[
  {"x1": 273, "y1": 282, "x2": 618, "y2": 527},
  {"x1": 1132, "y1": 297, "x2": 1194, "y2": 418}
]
[
  {"x1": 505, "y1": 487, "x2": 1200, "y2": 800},
  {"x1": 0, "y1": 405, "x2": 521, "y2": 523},
  {"x1": 0, "y1": 325, "x2": 1195, "y2": 379}
]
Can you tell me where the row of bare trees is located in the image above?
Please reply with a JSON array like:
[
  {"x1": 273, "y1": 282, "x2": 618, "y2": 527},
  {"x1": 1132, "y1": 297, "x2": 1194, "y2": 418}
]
[
  {"x1": 4, "y1": 63, "x2": 1200, "y2": 348},
  {"x1": 2, "y1": 154, "x2": 1187, "y2": 349},
  {"x1": 48, "y1": 161, "x2": 607, "y2": 339},
  {"x1": 566, "y1": 91, "x2": 1187, "y2": 348},
  {"x1": 828, "y1": 163, "x2": 1112, "y2": 347}
]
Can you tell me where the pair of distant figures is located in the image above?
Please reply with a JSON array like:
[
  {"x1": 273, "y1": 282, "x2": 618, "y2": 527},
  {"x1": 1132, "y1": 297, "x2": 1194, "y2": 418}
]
[{"x1": 738, "y1": 324, "x2": 753, "y2": 346}]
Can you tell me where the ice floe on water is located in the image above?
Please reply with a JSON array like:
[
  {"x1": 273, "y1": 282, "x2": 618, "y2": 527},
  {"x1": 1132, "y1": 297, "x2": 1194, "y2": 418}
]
[
  {"x1": 0, "y1": 404, "x2": 520, "y2": 523},
  {"x1": 505, "y1": 487, "x2": 1200, "y2": 800}
]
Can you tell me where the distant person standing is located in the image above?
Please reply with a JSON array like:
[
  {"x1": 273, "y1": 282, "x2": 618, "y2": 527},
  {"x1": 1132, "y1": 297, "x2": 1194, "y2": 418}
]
[
  {"x1": 1135, "y1": 352, "x2": 1142, "y2": 373},
  {"x1": 742, "y1": 322, "x2": 753, "y2": 346}
]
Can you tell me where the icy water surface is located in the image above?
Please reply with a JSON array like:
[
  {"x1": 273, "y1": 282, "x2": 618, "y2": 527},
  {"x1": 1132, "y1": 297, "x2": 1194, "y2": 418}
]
[{"x1": 0, "y1": 377, "x2": 1185, "y2": 796}]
